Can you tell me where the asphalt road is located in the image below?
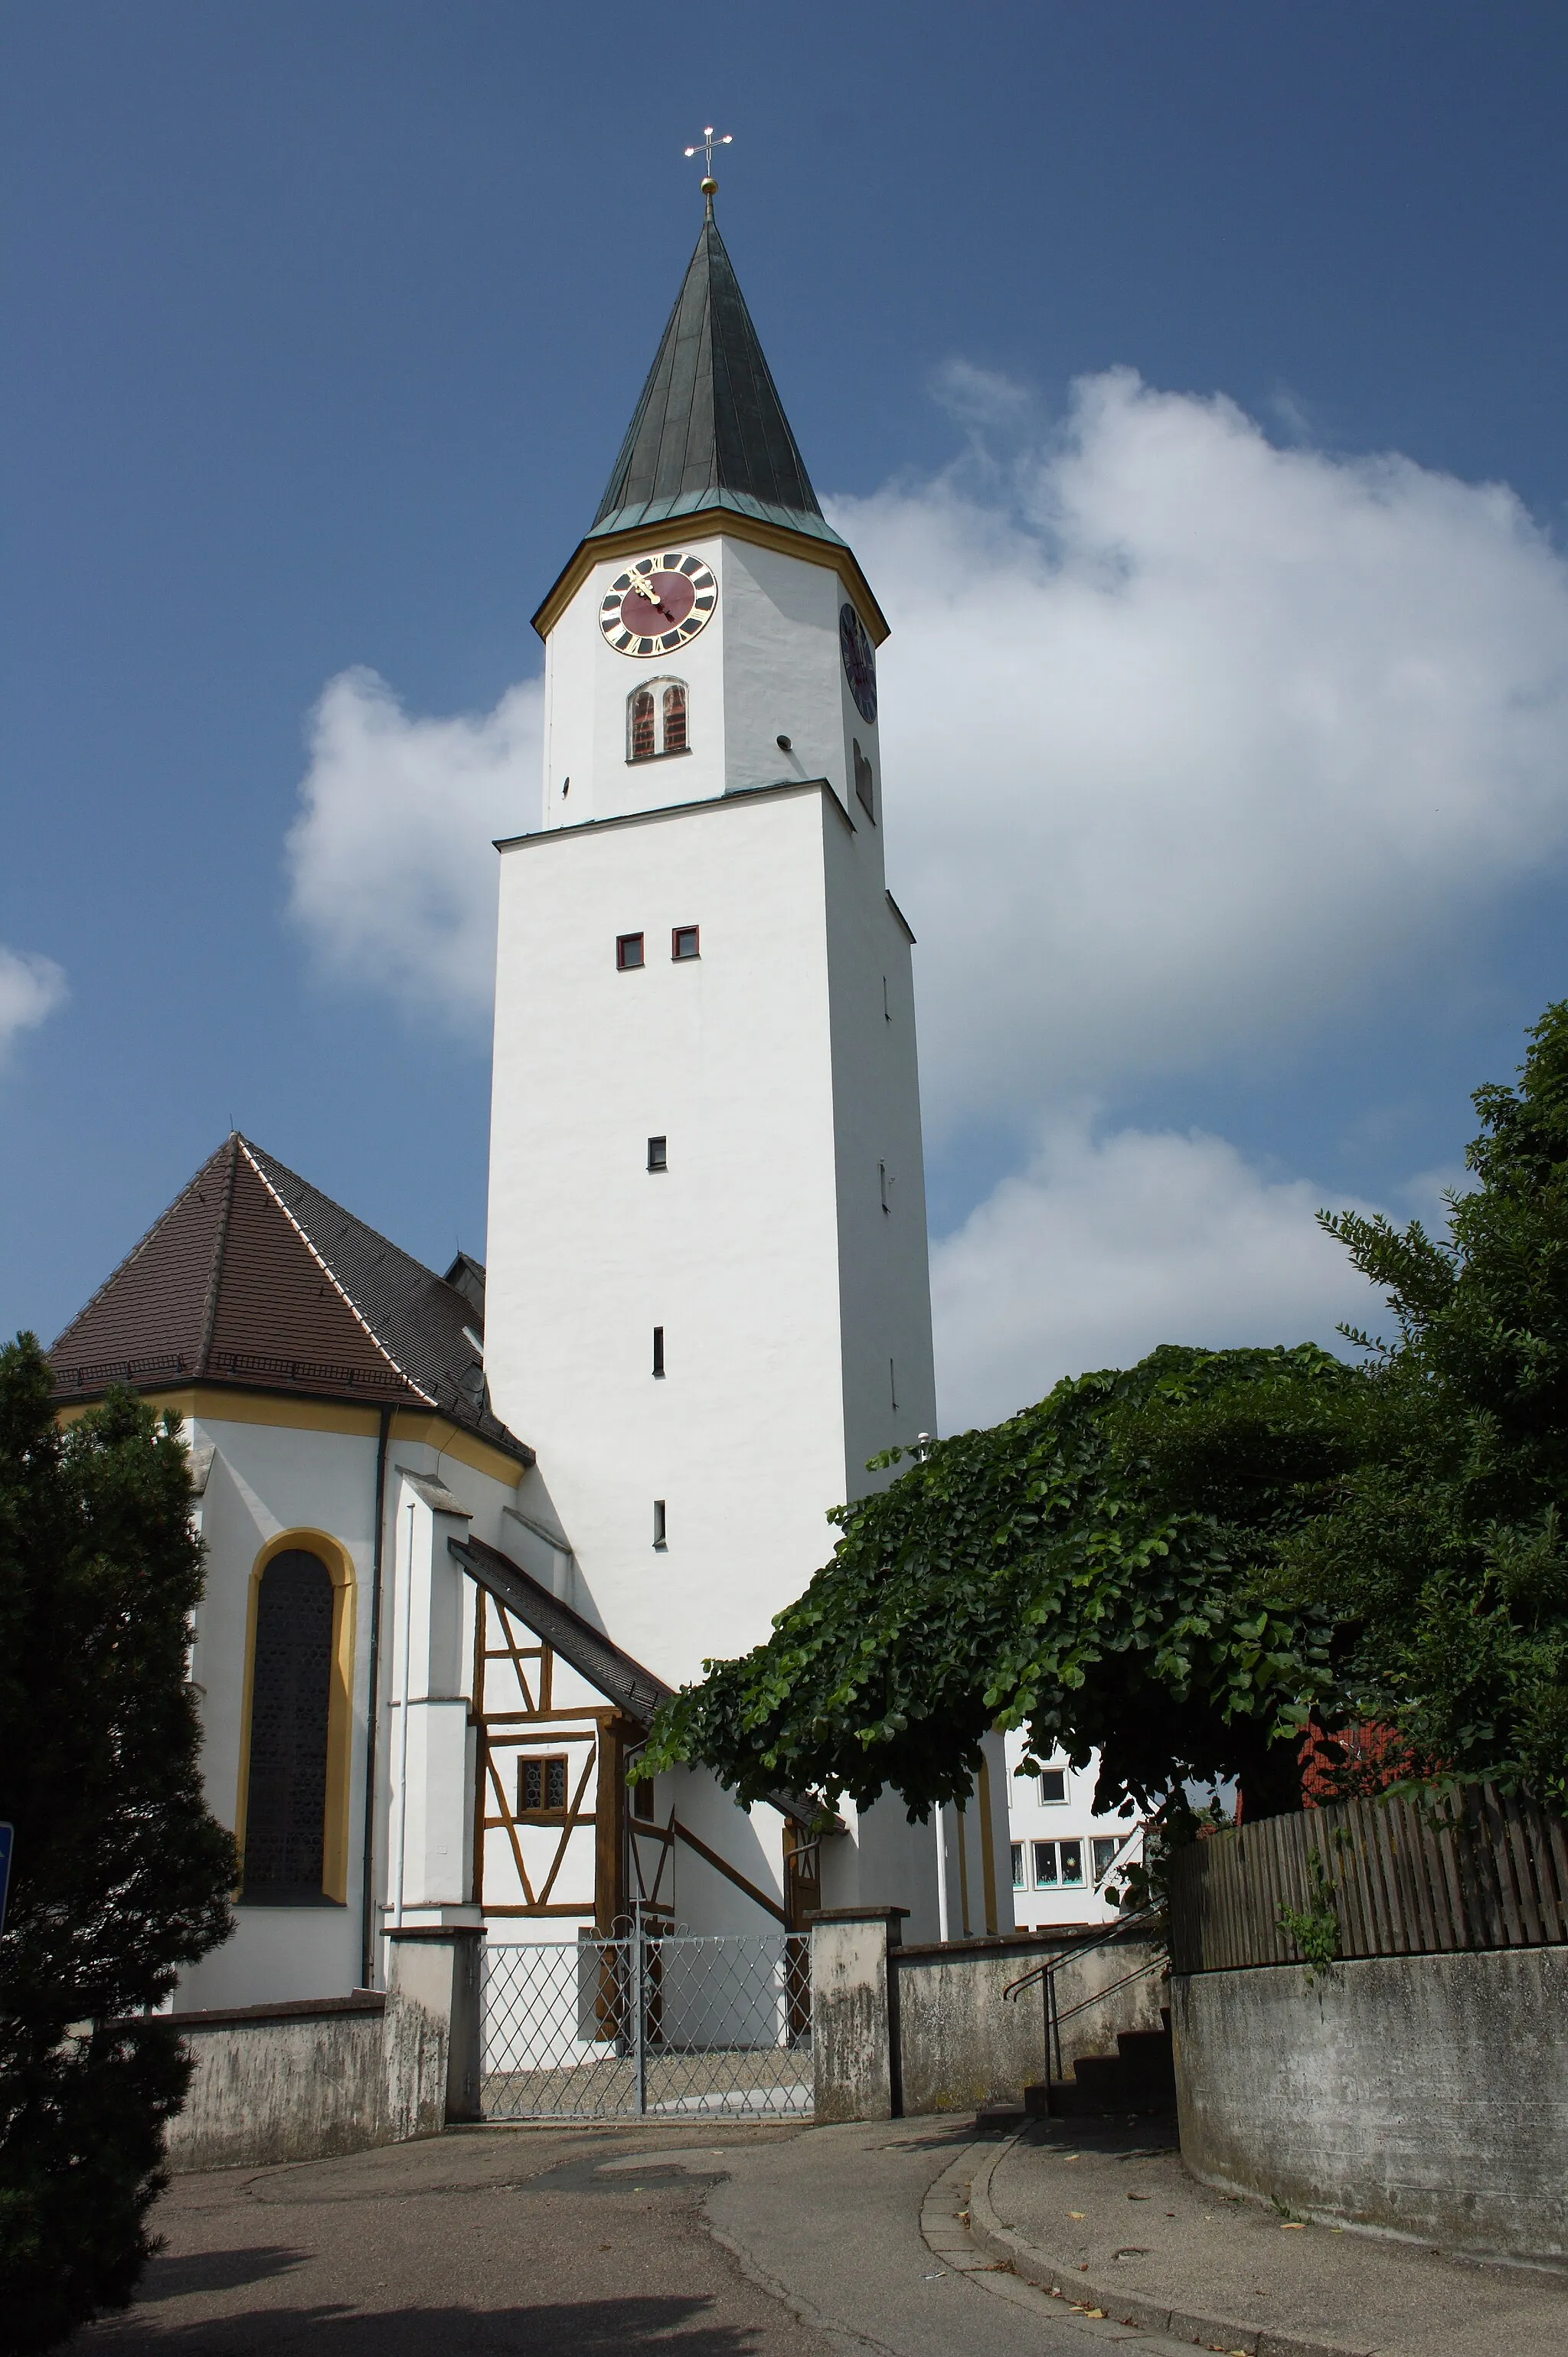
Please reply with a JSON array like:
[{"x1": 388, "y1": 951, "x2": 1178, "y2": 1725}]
[{"x1": 86, "y1": 2119, "x2": 1183, "y2": 2357}]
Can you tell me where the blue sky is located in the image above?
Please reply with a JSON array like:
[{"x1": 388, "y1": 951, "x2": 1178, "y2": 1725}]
[{"x1": 5, "y1": 4, "x2": 1568, "y2": 1427}]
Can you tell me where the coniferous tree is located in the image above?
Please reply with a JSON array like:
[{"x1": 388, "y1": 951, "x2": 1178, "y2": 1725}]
[{"x1": 0, "y1": 1335, "x2": 235, "y2": 2351}]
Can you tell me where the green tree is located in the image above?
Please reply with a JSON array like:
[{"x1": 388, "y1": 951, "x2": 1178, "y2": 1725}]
[
  {"x1": 643, "y1": 1343, "x2": 1362, "y2": 1822},
  {"x1": 0, "y1": 1335, "x2": 236, "y2": 2351},
  {"x1": 1285, "y1": 1001, "x2": 1568, "y2": 1807}
]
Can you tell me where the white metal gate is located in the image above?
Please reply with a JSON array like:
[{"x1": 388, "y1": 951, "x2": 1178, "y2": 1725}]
[{"x1": 482, "y1": 1914, "x2": 812, "y2": 2120}]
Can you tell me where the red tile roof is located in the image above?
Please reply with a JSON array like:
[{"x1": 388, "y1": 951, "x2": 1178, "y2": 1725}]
[{"x1": 50, "y1": 1135, "x2": 531, "y2": 1464}]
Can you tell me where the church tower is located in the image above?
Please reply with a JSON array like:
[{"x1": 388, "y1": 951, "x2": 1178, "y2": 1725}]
[{"x1": 483, "y1": 196, "x2": 937, "y2": 1693}]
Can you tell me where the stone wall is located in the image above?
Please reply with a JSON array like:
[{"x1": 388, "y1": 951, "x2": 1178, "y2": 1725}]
[
  {"x1": 809, "y1": 1908, "x2": 1165, "y2": 2122},
  {"x1": 897, "y1": 1929, "x2": 1165, "y2": 2116},
  {"x1": 1172, "y1": 1943, "x2": 1568, "y2": 2262}
]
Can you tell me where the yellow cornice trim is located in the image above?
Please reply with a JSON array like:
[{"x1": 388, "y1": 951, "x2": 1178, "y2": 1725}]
[
  {"x1": 531, "y1": 510, "x2": 890, "y2": 647},
  {"x1": 55, "y1": 1388, "x2": 528, "y2": 1486}
]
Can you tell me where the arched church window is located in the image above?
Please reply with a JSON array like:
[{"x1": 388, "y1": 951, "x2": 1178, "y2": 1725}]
[
  {"x1": 242, "y1": 1549, "x2": 334, "y2": 1901},
  {"x1": 627, "y1": 678, "x2": 690, "y2": 762}
]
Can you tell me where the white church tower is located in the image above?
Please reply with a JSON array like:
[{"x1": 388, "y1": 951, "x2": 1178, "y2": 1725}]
[{"x1": 484, "y1": 190, "x2": 939, "y2": 1695}]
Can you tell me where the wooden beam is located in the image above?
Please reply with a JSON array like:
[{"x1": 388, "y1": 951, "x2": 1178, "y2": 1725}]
[{"x1": 672, "y1": 1817, "x2": 788, "y2": 1926}]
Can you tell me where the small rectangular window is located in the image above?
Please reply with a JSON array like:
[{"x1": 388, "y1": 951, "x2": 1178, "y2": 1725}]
[
  {"x1": 652, "y1": 1326, "x2": 665, "y2": 1378},
  {"x1": 520, "y1": 1754, "x2": 570, "y2": 1816},
  {"x1": 1092, "y1": 1836, "x2": 1121, "y2": 1883},
  {"x1": 652, "y1": 1499, "x2": 667, "y2": 1549},
  {"x1": 647, "y1": 1136, "x2": 668, "y2": 1171},
  {"x1": 1033, "y1": 1840, "x2": 1058, "y2": 1889},
  {"x1": 616, "y1": 932, "x2": 645, "y2": 970},
  {"x1": 671, "y1": 924, "x2": 700, "y2": 961},
  {"x1": 1010, "y1": 1842, "x2": 1024, "y2": 1891},
  {"x1": 1059, "y1": 1840, "x2": 1084, "y2": 1886},
  {"x1": 1038, "y1": 1768, "x2": 1067, "y2": 1804},
  {"x1": 632, "y1": 1774, "x2": 655, "y2": 1823}
]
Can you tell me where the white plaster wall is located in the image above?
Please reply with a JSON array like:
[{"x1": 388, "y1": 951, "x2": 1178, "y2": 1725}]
[
  {"x1": 539, "y1": 530, "x2": 881, "y2": 840},
  {"x1": 1004, "y1": 1726, "x2": 1145, "y2": 1929},
  {"x1": 486, "y1": 785, "x2": 849, "y2": 1687},
  {"x1": 178, "y1": 1408, "x2": 524, "y2": 2011}
]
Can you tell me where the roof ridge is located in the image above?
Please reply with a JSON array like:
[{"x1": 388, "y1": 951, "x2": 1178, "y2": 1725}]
[
  {"x1": 195, "y1": 1134, "x2": 240, "y2": 1380},
  {"x1": 236, "y1": 1138, "x2": 435, "y2": 1407}
]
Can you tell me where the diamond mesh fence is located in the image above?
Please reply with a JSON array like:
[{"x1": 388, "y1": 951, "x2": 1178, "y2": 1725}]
[{"x1": 482, "y1": 1926, "x2": 812, "y2": 2120}]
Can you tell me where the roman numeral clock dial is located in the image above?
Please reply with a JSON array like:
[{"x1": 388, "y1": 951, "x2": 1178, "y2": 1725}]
[{"x1": 599, "y1": 552, "x2": 717, "y2": 655}]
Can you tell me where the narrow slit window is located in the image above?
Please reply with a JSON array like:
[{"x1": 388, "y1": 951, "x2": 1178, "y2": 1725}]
[
  {"x1": 652, "y1": 1499, "x2": 668, "y2": 1549},
  {"x1": 616, "y1": 932, "x2": 645, "y2": 970},
  {"x1": 630, "y1": 688, "x2": 656, "y2": 761},
  {"x1": 671, "y1": 925, "x2": 700, "y2": 961},
  {"x1": 647, "y1": 1136, "x2": 668, "y2": 1171},
  {"x1": 662, "y1": 682, "x2": 688, "y2": 754},
  {"x1": 879, "y1": 1160, "x2": 890, "y2": 1214},
  {"x1": 852, "y1": 737, "x2": 876, "y2": 820},
  {"x1": 652, "y1": 1326, "x2": 665, "y2": 1378},
  {"x1": 242, "y1": 1549, "x2": 335, "y2": 1901},
  {"x1": 632, "y1": 1773, "x2": 655, "y2": 1823}
]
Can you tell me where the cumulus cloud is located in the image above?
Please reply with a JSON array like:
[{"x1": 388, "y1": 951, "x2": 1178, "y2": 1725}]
[
  {"x1": 832, "y1": 367, "x2": 1568, "y2": 1138},
  {"x1": 285, "y1": 665, "x2": 542, "y2": 1028},
  {"x1": 930, "y1": 1116, "x2": 1390, "y2": 1432},
  {"x1": 0, "y1": 946, "x2": 67, "y2": 1065}
]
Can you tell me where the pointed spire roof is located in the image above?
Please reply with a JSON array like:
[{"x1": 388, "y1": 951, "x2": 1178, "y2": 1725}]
[
  {"x1": 587, "y1": 208, "x2": 844, "y2": 551},
  {"x1": 49, "y1": 1135, "x2": 532, "y2": 1464}
]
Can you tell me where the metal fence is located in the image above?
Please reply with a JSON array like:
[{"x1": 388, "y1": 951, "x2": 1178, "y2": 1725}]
[
  {"x1": 1169, "y1": 1783, "x2": 1568, "y2": 1975},
  {"x1": 482, "y1": 1917, "x2": 812, "y2": 2120}
]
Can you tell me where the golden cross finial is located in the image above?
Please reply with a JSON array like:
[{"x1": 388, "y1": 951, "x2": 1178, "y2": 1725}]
[{"x1": 683, "y1": 126, "x2": 733, "y2": 211}]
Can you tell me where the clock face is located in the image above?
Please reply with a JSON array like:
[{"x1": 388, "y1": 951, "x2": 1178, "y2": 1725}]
[
  {"x1": 839, "y1": 602, "x2": 877, "y2": 724},
  {"x1": 599, "y1": 552, "x2": 717, "y2": 657}
]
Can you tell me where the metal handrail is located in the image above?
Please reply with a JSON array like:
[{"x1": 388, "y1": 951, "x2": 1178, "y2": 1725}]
[{"x1": 1000, "y1": 1901, "x2": 1165, "y2": 2004}]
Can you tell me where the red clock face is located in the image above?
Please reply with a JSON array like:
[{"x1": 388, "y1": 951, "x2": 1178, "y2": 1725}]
[
  {"x1": 599, "y1": 552, "x2": 717, "y2": 656},
  {"x1": 839, "y1": 602, "x2": 877, "y2": 724}
]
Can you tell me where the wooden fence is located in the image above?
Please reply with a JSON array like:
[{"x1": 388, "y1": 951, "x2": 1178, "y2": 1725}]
[{"x1": 1168, "y1": 1784, "x2": 1568, "y2": 1974}]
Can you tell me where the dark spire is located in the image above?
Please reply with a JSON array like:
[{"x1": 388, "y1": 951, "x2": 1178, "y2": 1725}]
[{"x1": 589, "y1": 211, "x2": 844, "y2": 550}]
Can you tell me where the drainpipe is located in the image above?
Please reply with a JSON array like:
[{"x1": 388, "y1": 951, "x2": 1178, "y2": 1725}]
[{"x1": 358, "y1": 1406, "x2": 393, "y2": 1989}]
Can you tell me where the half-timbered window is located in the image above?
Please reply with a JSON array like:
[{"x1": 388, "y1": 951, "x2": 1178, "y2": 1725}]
[
  {"x1": 519, "y1": 1754, "x2": 570, "y2": 1816},
  {"x1": 627, "y1": 677, "x2": 690, "y2": 762},
  {"x1": 242, "y1": 1549, "x2": 334, "y2": 1901}
]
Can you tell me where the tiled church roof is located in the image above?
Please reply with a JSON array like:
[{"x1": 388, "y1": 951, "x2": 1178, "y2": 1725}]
[
  {"x1": 589, "y1": 207, "x2": 844, "y2": 552},
  {"x1": 49, "y1": 1134, "x2": 532, "y2": 1464}
]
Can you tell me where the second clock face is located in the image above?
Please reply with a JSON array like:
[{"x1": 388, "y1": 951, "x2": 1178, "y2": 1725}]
[
  {"x1": 599, "y1": 552, "x2": 717, "y2": 656},
  {"x1": 839, "y1": 601, "x2": 877, "y2": 724}
]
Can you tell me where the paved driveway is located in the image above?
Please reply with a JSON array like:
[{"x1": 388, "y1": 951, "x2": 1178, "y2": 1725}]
[{"x1": 87, "y1": 2119, "x2": 1170, "y2": 2357}]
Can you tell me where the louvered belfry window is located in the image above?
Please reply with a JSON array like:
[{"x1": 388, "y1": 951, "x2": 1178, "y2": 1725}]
[
  {"x1": 662, "y1": 682, "x2": 688, "y2": 753},
  {"x1": 243, "y1": 1550, "x2": 334, "y2": 1900},
  {"x1": 630, "y1": 688, "x2": 656, "y2": 760}
]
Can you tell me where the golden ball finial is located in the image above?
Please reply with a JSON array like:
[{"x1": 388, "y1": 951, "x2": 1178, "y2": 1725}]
[{"x1": 701, "y1": 175, "x2": 717, "y2": 195}]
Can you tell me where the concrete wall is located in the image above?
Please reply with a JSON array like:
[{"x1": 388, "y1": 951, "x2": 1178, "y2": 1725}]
[
  {"x1": 897, "y1": 1931, "x2": 1165, "y2": 2117},
  {"x1": 164, "y1": 1992, "x2": 445, "y2": 2173},
  {"x1": 1172, "y1": 1944, "x2": 1568, "y2": 2263}
]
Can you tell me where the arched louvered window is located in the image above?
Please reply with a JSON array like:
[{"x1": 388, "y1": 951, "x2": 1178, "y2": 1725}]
[
  {"x1": 241, "y1": 1549, "x2": 334, "y2": 1901},
  {"x1": 627, "y1": 678, "x2": 689, "y2": 762}
]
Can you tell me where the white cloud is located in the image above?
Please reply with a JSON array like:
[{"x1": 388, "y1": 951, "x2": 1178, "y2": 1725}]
[
  {"x1": 285, "y1": 665, "x2": 542, "y2": 1029},
  {"x1": 832, "y1": 367, "x2": 1568, "y2": 1138},
  {"x1": 930, "y1": 1116, "x2": 1390, "y2": 1432},
  {"x1": 0, "y1": 946, "x2": 67, "y2": 1065}
]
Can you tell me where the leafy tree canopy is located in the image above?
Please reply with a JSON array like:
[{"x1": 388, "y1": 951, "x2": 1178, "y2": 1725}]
[
  {"x1": 644, "y1": 1002, "x2": 1568, "y2": 1824},
  {"x1": 0, "y1": 1335, "x2": 237, "y2": 2351},
  {"x1": 1285, "y1": 1000, "x2": 1568, "y2": 1809},
  {"x1": 642, "y1": 1342, "x2": 1364, "y2": 1820}
]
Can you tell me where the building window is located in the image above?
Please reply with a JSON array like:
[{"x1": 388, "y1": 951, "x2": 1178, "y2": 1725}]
[
  {"x1": 1037, "y1": 1767, "x2": 1067, "y2": 1803},
  {"x1": 1032, "y1": 1838, "x2": 1085, "y2": 1890},
  {"x1": 647, "y1": 1135, "x2": 668, "y2": 1171},
  {"x1": 632, "y1": 1773, "x2": 655, "y2": 1823},
  {"x1": 519, "y1": 1754, "x2": 569, "y2": 1816},
  {"x1": 671, "y1": 925, "x2": 700, "y2": 961},
  {"x1": 1011, "y1": 1842, "x2": 1024, "y2": 1891},
  {"x1": 852, "y1": 737, "x2": 876, "y2": 821},
  {"x1": 652, "y1": 1325, "x2": 665, "y2": 1378},
  {"x1": 242, "y1": 1550, "x2": 334, "y2": 1901},
  {"x1": 652, "y1": 1499, "x2": 668, "y2": 1549},
  {"x1": 1092, "y1": 1836, "x2": 1122, "y2": 1884},
  {"x1": 627, "y1": 677, "x2": 690, "y2": 763},
  {"x1": 616, "y1": 933, "x2": 645, "y2": 970}
]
